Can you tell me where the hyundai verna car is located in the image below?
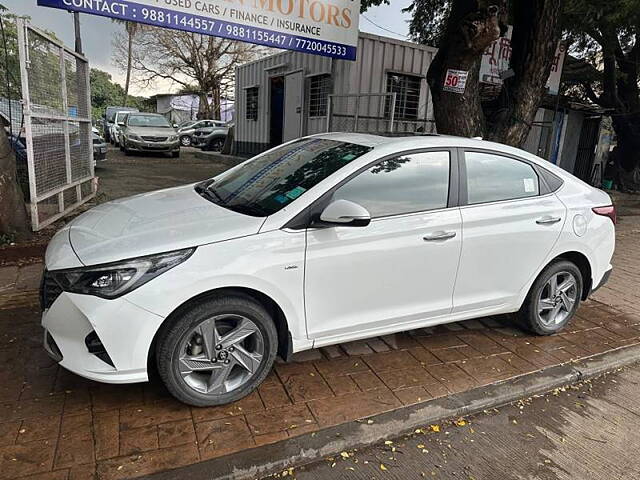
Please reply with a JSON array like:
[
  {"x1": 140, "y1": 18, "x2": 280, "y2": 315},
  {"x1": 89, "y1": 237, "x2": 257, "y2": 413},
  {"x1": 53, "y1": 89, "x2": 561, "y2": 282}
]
[{"x1": 41, "y1": 133, "x2": 615, "y2": 406}]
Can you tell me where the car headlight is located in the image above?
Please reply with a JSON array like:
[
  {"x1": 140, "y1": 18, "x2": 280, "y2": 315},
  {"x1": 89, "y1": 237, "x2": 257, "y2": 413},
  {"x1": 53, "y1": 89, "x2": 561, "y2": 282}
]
[
  {"x1": 128, "y1": 134, "x2": 141, "y2": 141},
  {"x1": 168, "y1": 135, "x2": 178, "y2": 142},
  {"x1": 51, "y1": 248, "x2": 195, "y2": 299}
]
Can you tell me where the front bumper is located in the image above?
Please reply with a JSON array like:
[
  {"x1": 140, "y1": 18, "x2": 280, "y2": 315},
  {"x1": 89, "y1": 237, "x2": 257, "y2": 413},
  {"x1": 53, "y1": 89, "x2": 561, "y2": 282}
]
[
  {"x1": 127, "y1": 138, "x2": 180, "y2": 152},
  {"x1": 41, "y1": 290, "x2": 164, "y2": 384}
]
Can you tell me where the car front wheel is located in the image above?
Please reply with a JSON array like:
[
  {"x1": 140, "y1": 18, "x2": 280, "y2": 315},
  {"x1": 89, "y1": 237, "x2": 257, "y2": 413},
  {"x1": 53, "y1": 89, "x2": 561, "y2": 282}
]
[
  {"x1": 180, "y1": 135, "x2": 192, "y2": 147},
  {"x1": 519, "y1": 260, "x2": 583, "y2": 335},
  {"x1": 156, "y1": 295, "x2": 278, "y2": 407}
]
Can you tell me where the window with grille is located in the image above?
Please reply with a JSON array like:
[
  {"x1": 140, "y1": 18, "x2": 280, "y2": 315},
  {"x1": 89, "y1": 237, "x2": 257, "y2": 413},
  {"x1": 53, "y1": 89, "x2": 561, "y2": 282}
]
[
  {"x1": 246, "y1": 87, "x2": 259, "y2": 120},
  {"x1": 385, "y1": 73, "x2": 421, "y2": 120},
  {"x1": 309, "y1": 74, "x2": 331, "y2": 117}
]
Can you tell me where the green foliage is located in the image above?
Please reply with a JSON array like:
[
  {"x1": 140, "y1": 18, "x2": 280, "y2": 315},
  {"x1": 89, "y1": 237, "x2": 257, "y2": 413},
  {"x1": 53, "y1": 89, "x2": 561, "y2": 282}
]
[{"x1": 90, "y1": 68, "x2": 152, "y2": 119}]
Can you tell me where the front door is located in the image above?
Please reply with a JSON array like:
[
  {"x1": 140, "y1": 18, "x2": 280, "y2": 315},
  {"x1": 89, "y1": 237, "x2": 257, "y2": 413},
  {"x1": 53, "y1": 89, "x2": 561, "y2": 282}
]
[
  {"x1": 283, "y1": 71, "x2": 303, "y2": 142},
  {"x1": 304, "y1": 150, "x2": 462, "y2": 342}
]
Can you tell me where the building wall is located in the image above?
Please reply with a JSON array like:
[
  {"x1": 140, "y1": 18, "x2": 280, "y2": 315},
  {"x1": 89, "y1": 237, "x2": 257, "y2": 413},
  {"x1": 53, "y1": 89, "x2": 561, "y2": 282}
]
[{"x1": 235, "y1": 33, "x2": 437, "y2": 156}]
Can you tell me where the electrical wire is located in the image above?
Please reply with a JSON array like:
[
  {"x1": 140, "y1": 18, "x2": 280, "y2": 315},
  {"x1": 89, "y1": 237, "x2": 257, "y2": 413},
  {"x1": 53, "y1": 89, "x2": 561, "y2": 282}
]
[{"x1": 361, "y1": 14, "x2": 408, "y2": 38}]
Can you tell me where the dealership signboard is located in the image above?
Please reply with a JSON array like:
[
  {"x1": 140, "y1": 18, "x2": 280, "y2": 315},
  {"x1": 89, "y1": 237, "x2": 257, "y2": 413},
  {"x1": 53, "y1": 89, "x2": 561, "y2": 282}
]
[{"x1": 37, "y1": 0, "x2": 360, "y2": 60}]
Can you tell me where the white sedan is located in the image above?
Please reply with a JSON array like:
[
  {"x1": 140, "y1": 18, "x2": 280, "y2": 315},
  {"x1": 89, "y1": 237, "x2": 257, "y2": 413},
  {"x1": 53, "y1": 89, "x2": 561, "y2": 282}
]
[{"x1": 41, "y1": 133, "x2": 615, "y2": 406}]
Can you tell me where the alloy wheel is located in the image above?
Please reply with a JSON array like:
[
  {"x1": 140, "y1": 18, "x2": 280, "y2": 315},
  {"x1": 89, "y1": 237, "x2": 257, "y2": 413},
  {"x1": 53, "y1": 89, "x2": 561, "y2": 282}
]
[
  {"x1": 180, "y1": 136, "x2": 191, "y2": 147},
  {"x1": 177, "y1": 314, "x2": 264, "y2": 395},
  {"x1": 537, "y1": 271, "x2": 578, "y2": 327}
]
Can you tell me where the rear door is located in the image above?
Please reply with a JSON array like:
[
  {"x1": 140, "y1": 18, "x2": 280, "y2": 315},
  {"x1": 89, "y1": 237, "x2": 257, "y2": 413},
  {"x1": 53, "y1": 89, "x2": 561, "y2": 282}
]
[{"x1": 452, "y1": 149, "x2": 566, "y2": 313}]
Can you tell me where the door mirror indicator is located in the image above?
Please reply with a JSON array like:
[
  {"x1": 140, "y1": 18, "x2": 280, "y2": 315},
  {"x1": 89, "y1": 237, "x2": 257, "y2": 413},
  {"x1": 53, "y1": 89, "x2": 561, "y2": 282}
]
[{"x1": 318, "y1": 200, "x2": 371, "y2": 227}]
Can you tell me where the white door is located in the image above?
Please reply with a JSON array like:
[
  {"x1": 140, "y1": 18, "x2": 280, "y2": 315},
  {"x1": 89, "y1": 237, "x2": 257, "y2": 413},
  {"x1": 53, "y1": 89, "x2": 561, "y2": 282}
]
[
  {"x1": 453, "y1": 150, "x2": 566, "y2": 312},
  {"x1": 283, "y1": 72, "x2": 303, "y2": 142},
  {"x1": 304, "y1": 151, "x2": 462, "y2": 341}
]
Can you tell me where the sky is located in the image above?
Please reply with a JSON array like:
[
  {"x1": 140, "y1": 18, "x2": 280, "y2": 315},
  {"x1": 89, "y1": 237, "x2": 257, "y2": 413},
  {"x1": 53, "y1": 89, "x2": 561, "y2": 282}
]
[{"x1": 2, "y1": 0, "x2": 412, "y2": 96}]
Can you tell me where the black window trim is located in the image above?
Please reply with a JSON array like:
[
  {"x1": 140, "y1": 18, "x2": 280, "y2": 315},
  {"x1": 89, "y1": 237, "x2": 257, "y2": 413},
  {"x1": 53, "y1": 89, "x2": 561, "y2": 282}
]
[
  {"x1": 457, "y1": 147, "x2": 562, "y2": 207},
  {"x1": 284, "y1": 147, "x2": 460, "y2": 230}
]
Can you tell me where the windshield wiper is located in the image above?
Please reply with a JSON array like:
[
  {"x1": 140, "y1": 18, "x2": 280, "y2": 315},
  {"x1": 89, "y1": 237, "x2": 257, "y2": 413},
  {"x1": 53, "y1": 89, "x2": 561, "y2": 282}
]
[{"x1": 195, "y1": 180, "x2": 225, "y2": 204}]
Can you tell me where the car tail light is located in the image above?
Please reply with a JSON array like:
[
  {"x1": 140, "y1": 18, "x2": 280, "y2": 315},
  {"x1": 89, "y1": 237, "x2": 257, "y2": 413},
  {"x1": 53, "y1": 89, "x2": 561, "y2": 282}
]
[{"x1": 592, "y1": 205, "x2": 616, "y2": 224}]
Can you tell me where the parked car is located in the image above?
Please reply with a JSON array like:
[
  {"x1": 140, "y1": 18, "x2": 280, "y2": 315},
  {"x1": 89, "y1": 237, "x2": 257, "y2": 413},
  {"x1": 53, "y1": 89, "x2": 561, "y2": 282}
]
[
  {"x1": 92, "y1": 132, "x2": 108, "y2": 162},
  {"x1": 119, "y1": 112, "x2": 180, "y2": 157},
  {"x1": 177, "y1": 119, "x2": 226, "y2": 147},
  {"x1": 110, "y1": 111, "x2": 131, "y2": 147},
  {"x1": 40, "y1": 133, "x2": 615, "y2": 406},
  {"x1": 104, "y1": 106, "x2": 138, "y2": 143},
  {"x1": 192, "y1": 122, "x2": 231, "y2": 151}
]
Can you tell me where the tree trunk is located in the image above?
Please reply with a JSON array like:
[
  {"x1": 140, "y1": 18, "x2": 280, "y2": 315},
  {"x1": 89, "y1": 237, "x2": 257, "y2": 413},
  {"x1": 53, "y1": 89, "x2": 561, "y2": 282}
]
[
  {"x1": 0, "y1": 127, "x2": 30, "y2": 238},
  {"x1": 488, "y1": 0, "x2": 562, "y2": 147},
  {"x1": 427, "y1": 0, "x2": 505, "y2": 137},
  {"x1": 123, "y1": 28, "x2": 133, "y2": 107}
]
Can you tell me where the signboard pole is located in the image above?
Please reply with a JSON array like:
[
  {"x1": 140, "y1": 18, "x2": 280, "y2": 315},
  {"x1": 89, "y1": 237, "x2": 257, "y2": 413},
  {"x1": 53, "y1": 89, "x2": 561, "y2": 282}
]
[{"x1": 73, "y1": 12, "x2": 83, "y2": 54}]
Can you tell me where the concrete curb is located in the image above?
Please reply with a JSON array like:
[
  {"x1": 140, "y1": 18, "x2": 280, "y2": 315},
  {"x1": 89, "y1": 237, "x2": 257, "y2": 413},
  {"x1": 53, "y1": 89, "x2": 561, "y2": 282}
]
[{"x1": 136, "y1": 343, "x2": 640, "y2": 480}]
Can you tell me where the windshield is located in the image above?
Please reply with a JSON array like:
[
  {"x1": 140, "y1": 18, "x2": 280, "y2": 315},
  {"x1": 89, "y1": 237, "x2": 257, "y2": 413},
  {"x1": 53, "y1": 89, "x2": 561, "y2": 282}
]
[
  {"x1": 127, "y1": 115, "x2": 171, "y2": 128},
  {"x1": 115, "y1": 112, "x2": 128, "y2": 122},
  {"x1": 196, "y1": 138, "x2": 372, "y2": 216}
]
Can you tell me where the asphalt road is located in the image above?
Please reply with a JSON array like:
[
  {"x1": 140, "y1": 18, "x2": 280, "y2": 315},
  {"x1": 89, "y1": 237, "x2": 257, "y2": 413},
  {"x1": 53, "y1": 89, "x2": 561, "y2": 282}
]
[{"x1": 282, "y1": 363, "x2": 640, "y2": 480}]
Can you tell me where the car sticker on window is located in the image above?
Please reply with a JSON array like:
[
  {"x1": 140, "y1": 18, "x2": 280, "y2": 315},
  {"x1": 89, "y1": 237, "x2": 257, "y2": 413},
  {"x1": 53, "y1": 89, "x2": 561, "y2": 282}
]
[
  {"x1": 274, "y1": 194, "x2": 289, "y2": 204},
  {"x1": 342, "y1": 153, "x2": 357, "y2": 161},
  {"x1": 523, "y1": 178, "x2": 536, "y2": 193},
  {"x1": 285, "y1": 186, "x2": 306, "y2": 200}
]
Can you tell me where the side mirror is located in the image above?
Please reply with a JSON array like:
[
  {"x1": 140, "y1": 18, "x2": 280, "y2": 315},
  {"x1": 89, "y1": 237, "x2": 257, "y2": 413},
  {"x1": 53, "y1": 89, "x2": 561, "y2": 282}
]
[
  {"x1": 118, "y1": 121, "x2": 125, "y2": 126},
  {"x1": 318, "y1": 199, "x2": 371, "y2": 227}
]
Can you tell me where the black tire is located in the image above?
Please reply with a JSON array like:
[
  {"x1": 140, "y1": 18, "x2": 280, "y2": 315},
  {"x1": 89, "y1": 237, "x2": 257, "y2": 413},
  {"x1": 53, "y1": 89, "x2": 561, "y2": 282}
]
[
  {"x1": 204, "y1": 137, "x2": 225, "y2": 152},
  {"x1": 123, "y1": 147, "x2": 132, "y2": 156},
  {"x1": 518, "y1": 260, "x2": 583, "y2": 335},
  {"x1": 180, "y1": 135, "x2": 192, "y2": 147},
  {"x1": 156, "y1": 295, "x2": 278, "y2": 407},
  {"x1": 172, "y1": 151, "x2": 180, "y2": 158}
]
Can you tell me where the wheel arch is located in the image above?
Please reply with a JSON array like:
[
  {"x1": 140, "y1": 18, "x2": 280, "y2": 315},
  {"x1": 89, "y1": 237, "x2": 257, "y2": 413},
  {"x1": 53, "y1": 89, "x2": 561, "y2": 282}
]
[
  {"x1": 147, "y1": 286, "x2": 292, "y2": 375},
  {"x1": 549, "y1": 251, "x2": 593, "y2": 300}
]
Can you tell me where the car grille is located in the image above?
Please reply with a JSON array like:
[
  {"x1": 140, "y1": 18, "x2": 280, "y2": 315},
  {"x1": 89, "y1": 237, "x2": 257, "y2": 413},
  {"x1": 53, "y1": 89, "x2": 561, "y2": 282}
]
[
  {"x1": 40, "y1": 270, "x2": 63, "y2": 310},
  {"x1": 141, "y1": 136, "x2": 168, "y2": 142}
]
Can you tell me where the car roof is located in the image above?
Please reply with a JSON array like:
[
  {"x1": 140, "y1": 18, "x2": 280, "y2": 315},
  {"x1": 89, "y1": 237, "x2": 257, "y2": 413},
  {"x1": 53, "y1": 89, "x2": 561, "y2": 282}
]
[{"x1": 307, "y1": 132, "x2": 565, "y2": 174}]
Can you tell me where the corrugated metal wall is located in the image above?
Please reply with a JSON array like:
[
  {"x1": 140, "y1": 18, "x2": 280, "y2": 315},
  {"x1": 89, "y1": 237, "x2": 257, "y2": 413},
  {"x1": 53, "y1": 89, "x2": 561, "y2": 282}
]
[{"x1": 235, "y1": 33, "x2": 437, "y2": 155}]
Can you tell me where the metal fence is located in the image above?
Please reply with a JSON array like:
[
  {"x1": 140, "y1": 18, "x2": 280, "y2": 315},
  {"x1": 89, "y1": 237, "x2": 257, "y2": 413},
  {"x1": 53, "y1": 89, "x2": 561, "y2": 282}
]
[
  {"x1": 326, "y1": 93, "x2": 436, "y2": 136},
  {"x1": 16, "y1": 19, "x2": 95, "y2": 231}
]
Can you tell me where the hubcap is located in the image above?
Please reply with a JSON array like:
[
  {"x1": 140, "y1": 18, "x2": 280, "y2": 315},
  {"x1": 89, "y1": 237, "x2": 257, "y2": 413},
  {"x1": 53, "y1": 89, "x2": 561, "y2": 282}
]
[
  {"x1": 537, "y1": 271, "x2": 578, "y2": 327},
  {"x1": 178, "y1": 315, "x2": 264, "y2": 395},
  {"x1": 181, "y1": 136, "x2": 191, "y2": 146}
]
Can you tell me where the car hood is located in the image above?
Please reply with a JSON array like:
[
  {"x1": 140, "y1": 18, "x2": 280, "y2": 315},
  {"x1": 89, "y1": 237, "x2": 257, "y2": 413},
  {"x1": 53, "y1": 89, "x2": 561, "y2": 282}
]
[
  {"x1": 65, "y1": 184, "x2": 265, "y2": 266},
  {"x1": 127, "y1": 126, "x2": 176, "y2": 137}
]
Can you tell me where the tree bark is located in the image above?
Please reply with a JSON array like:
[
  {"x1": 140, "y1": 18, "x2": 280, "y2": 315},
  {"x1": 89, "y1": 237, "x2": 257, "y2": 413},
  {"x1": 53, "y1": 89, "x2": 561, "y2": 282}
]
[
  {"x1": 427, "y1": 0, "x2": 505, "y2": 137},
  {"x1": 123, "y1": 27, "x2": 133, "y2": 107},
  {"x1": 0, "y1": 127, "x2": 30, "y2": 238},
  {"x1": 488, "y1": 0, "x2": 562, "y2": 147}
]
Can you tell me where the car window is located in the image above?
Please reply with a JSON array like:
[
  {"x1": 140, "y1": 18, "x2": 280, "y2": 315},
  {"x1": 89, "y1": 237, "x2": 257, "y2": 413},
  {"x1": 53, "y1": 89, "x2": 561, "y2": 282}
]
[
  {"x1": 127, "y1": 115, "x2": 171, "y2": 127},
  {"x1": 465, "y1": 151, "x2": 539, "y2": 205},
  {"x1": 332, "y1": 151, "x2": 450, "y2": 218}
]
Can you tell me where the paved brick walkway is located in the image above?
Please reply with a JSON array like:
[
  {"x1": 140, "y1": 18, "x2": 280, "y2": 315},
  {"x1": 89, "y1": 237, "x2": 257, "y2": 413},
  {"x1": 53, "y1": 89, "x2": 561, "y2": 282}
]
[{"x1": 0, "y1": 219, "x2": 638, "y2": 480}]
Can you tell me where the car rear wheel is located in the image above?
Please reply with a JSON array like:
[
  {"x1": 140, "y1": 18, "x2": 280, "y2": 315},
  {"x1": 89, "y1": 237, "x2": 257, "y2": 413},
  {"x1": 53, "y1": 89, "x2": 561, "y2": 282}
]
[
  {"x1": 204, "y1": 137, "x2": 224, "y2": 152},
  {"x1": 180, "y1": 135, "x2": 192, "y2": 147},
  {"x1": 518, "y1": 260, "x2": 582, "y2": 335},
  {"x1": 156, "y1": 295, "x2": 278, "y2": 407}
]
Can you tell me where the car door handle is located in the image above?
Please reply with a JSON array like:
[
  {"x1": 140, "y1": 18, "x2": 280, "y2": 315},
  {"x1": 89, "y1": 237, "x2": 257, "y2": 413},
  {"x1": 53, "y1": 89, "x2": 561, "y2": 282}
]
[
  {"x1": 423, "y1": 231, "x2": 457, "y2": 241},
  {"x1": 536, "y1": 216, "x2": 562, "y2": 225}
]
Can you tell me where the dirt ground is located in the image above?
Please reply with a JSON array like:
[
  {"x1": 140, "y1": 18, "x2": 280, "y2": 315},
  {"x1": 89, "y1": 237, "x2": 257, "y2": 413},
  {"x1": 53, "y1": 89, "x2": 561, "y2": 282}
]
[{"x1": 94, "y1": 146, "x2": 239, "y2": 203}]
